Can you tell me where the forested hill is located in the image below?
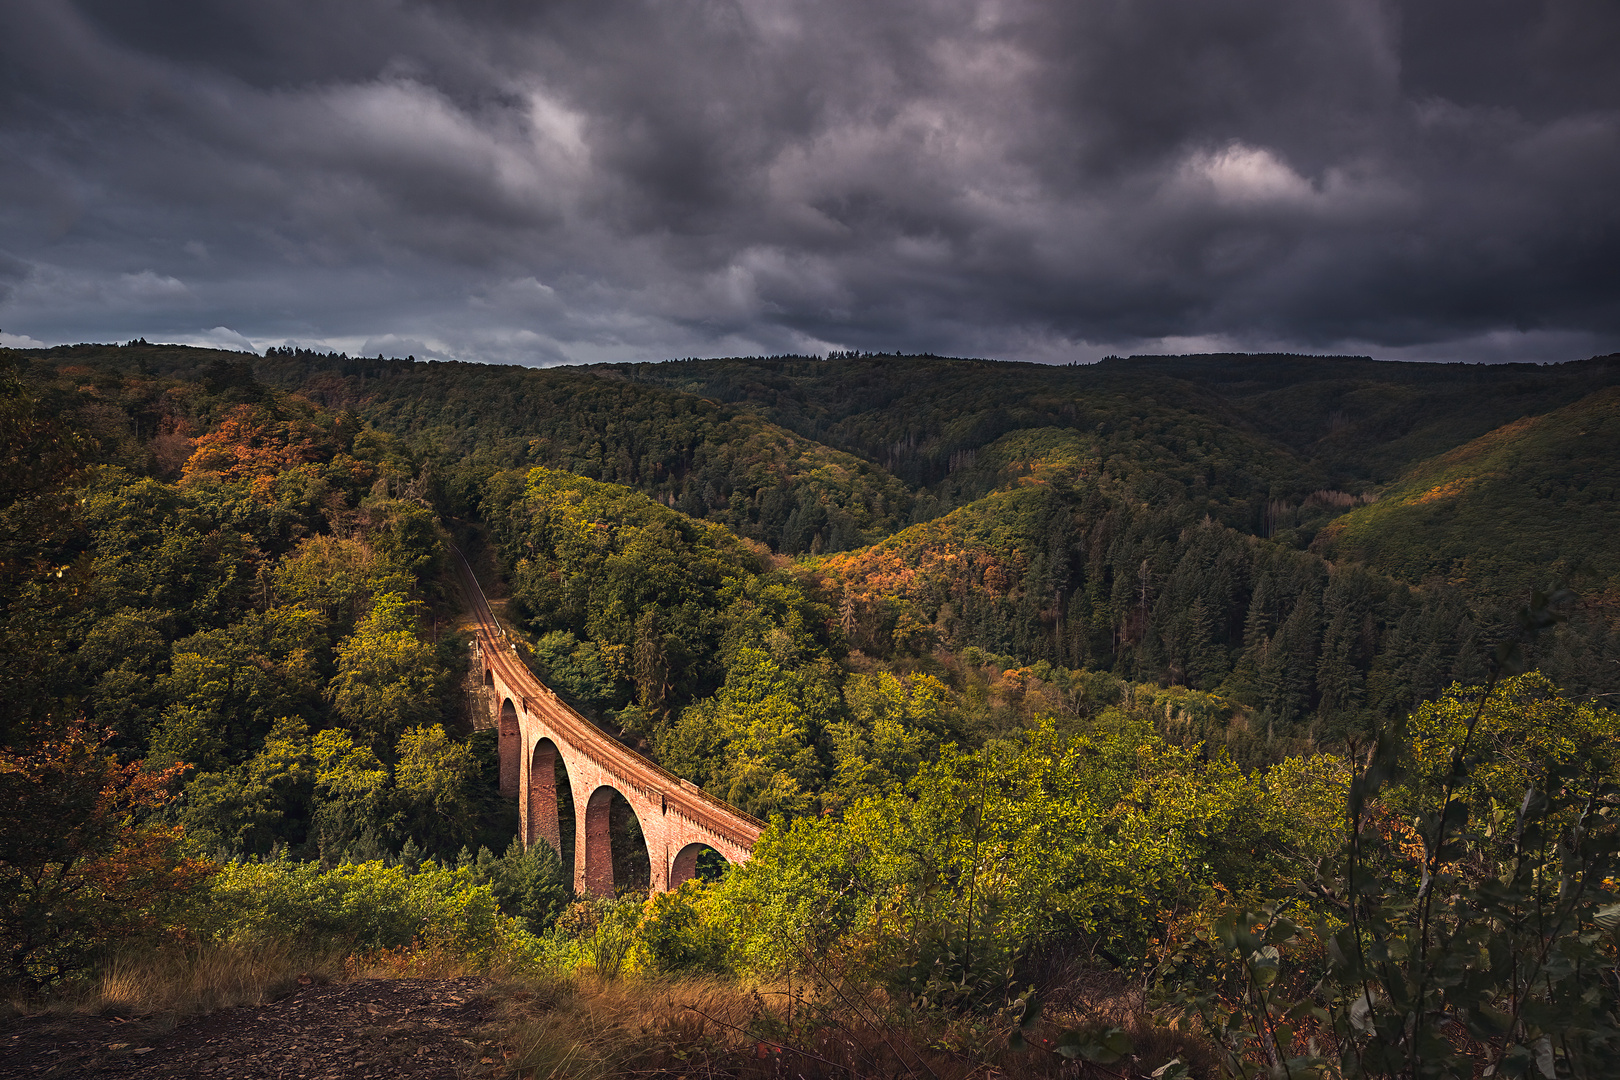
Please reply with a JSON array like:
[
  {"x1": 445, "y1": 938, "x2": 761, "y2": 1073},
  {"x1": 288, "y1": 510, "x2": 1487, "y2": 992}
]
[
  {"x1": 18, "y1": 343, "x2": 1620, "y2": 592},
  {"x1": 25, "y1": 342, "x2": 915, "y2": 557},
  {"x1": 38, "y1": 344, "x2": 1620, "y2": 542},
  {"x1": 5, "y1": 342, "x2": 1620, "y2": 1045},
  {"x1": 1315, "y1": 385, "x2": 1620, "y2": 644},
  {"x1": 599, "y1": 351, "x2": 1620, "y2": 492}
]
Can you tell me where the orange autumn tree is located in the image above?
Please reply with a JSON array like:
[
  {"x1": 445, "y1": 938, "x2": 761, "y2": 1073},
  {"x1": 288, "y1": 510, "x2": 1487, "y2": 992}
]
[
  {"x1": 180, "y1": 399, "x2": 356, "y2": 497},
  {"x1": 0, "y1": 721, "x2": 213, "y2": 989}
]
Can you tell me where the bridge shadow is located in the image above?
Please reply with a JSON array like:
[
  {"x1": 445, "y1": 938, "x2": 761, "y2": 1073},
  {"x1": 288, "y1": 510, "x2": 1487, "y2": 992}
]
[{"x1": 609, "y1": 792, "x2": 651, "y2": 893}]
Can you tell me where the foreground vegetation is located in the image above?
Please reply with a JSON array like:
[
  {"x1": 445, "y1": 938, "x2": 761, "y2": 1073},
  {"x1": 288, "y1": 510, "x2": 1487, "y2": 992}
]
[
  {"x1": 3, "y1": 345, "x2": 1619, "y2": 1076},
  {"x1": 11, "y1": 666, "x2": 1616, "y2": 1077}
]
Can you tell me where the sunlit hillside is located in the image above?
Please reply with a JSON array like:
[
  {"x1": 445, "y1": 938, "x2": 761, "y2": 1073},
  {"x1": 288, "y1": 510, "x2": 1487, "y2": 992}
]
[{"x1": 1316, "y1": 385, "x2": 1620, "y2": 612}]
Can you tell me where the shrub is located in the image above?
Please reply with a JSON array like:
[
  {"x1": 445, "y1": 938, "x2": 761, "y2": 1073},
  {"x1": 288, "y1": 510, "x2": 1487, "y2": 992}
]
[
  {"x1": 1158, "y1": 664, "x2": 1620, "y2": 1077},
  {"x1": 586, "y1": 898, "x2": 643, "y2": 979},
  {"x1": 0, "y1": 722, "x2": 211, "y2": 989},
  {"x1": 465, "y1": 839, "x2": 572, "y2": 934},
  {"x1": 195, "y1": 856, "x2": 531, "y2": 968},
  {"x1": 635, "y1": 881, "x2": 730, "y2": 974},
  {"x1": 716, "y1": 718, "x2": 1302, "y2": 1007}
]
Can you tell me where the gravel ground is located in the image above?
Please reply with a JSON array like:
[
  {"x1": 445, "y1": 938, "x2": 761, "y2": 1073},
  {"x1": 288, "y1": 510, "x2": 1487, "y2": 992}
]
[{"x1": 0, "y1": 977, "x2": 506, "y2": 1080}]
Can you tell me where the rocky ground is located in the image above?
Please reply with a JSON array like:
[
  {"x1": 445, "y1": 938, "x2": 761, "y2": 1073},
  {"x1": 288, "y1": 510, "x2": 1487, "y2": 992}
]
[{"x1": 0, "y1": 978, "x2": 508, "y2": 1080}]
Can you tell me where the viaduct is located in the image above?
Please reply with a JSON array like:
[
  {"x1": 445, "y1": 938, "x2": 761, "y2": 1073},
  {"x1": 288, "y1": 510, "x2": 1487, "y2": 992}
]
[{"x1": 457, "y1": 552, "x2": 764, "y2": 897}]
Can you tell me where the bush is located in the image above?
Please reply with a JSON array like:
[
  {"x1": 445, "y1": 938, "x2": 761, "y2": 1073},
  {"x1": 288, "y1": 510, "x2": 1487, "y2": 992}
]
[
  {"x1": 554, "y1": 898, "x2": 614, "y2": 941},
  {"x1": 0, "y1": 722, "x2": 211, "y2": 989},
  {"x1": 465, "y1": 839, "x2": 572, "y2": 934},
  {"x1": 635, "y1": 881, "x2": 730, "y2": 975},
  {"x1": 195, "y1": 856, "x2": 535, "y2": 968},
  {"x1": 585, "y1": 897, "x2": 643, "y2": 979},
  {"x1": 1158, "y1": 670, "x2": 1620, "y2": 1078},
  {"x1": 716, "y1": 718, "x2": 1302, "y2": 1006}
]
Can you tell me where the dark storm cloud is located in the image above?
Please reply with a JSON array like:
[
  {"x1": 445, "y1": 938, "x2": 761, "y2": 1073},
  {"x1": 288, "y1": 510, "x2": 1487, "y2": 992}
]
[{"x1": 1, "y1": 0, "x2": 1617, "y2": 362}]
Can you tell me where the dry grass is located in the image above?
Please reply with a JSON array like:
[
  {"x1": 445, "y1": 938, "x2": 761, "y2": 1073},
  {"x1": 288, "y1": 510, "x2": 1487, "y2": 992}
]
[
  {"x1": 5, "y1": 939, "x2": 1221, "y2": 1078},
  {"x1": 0, "y1": 941, "x2": 348, "y2": 1025},
  {"x1": 343, "y1": 940, "x2": 495, "y2": 982},
  {"x1": 478, "y1": 969, "x2": 1219, "y2": 1080},
  {"x1": 484, "y1": 972, "x2": 760, "y2": 1079},
  {"x1": 4, "y1": 934, "x2": 512, "y2": 1025}
]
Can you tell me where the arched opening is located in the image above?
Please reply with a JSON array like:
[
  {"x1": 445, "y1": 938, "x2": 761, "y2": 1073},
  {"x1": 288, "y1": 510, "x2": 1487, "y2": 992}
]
[
  {"x1": 498, "y1": 700, "x2": 520, "y2": 797},
  {"x1": 526, "y1": 739, "x2": 574, "y2": 868},
  {"x1": 669, "y1": 842, "x2": 730, "y2": 889},
  {"x1": 484, "y1": 668, "x2": 494, "y2": 687},
  {"x1": 580, "y1": 786, "x2": 651, "y2": 898}
]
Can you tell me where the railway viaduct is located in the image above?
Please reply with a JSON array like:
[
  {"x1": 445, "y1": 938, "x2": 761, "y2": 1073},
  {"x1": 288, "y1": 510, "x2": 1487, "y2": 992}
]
[{"x1": 457, "y1": 552, "x2": 763, "y2": 897}]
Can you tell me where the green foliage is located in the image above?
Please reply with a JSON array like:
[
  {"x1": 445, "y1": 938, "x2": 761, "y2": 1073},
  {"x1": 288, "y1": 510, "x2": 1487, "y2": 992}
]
[
  {"x1": 393, "y1": 723, "x2": 479, "y2": 854},
  {"x1": 817, "y1": 480, "x2": 1487, "y2": 745},
  {"x1": 826, "y1": 671, "x2": 956, "y2": 806},
  {"x1": 310, "y1": 728, "x2": 391, "y2": 860},
  {"x1": 488, "y1": 465, "x2": 837, "y2": 754},
  {"x1": 198, "y1": 857, "x2": 515, "y2": 963},
  {"x1": 464, "y1": 839, "x2": 571, "y2": 935},
  {"x1": 1319, "y1": 387, "x2": 1620, "y2": 620},
  {"x1": 604, "y1": 352, "x2": 1620, "y2": 502},
  {"x1": 530, "y1": 630, "x2": 620, "y2": 707},
  {"x1": 157, "y1": 605, "x2": 328, "y2": 764},
  {"x1": 718, "y1": 719, "x2": 1302, "y2": 998},
  {"x1": 360, "y1": 495, "x2": 445, "y2": 580},
  {"x1": 1401, "y1": 672, "x2": 1620, "y2": 827},
  {"x1": 1158, "y1": 607, "x2": 1620, "y2": 1077},
  {"x1": 176, "y1": 717, "x2": 317, "y2": 856},
  {"x1": 1166, "y1": 730, "x2": 1620, "y2": 1078},
  {"x1": 78, "y1": 470, "x2": 252, "y2": 636},
  {"x1": 487, "y1": 465, "x2": 765, "y2": 714},
  {"x1": 655, "y1": 648, "x2": 832, "y2": 818},
  {"x1": 169, "y1": 717, "x2": 489, "y2": 866},
  {"x1": 327, "y1": 593, "x2": 440, "y2": 745},
  {"x1": 271, "y1": 534, "x2": 413, "y2": 634},
  {"x1": 238, "y1": 347, "x2": 917, "y2": 555},
  {"x1": 602, "y1": 356, "x2": 1316, "y2": 521},
  {"x1": 635, "y1": 881, "x2": 731, "y2": 974},
  {"x1": 581, "y1": 897, "x2": 643, "y2": 979}
]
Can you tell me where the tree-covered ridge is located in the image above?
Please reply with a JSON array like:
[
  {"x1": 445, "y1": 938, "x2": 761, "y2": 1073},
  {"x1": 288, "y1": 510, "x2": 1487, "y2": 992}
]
[
  {"x1": 481, "y1": 465, "x2": 834, "y2": 728},
  {"x1": 38, "y1": 344, "x2": 1331, "y2": 544},
  {"x1": 40, "y1": 343, "x2": 1620, "y2": 561},
  {"x1": 600, "y1": 354, "x2": 1327, "y2": 529},
  {"x1": 0, "y1": 355, "x2": 512, "y2": 874},
  {"x1": 1316, "y1": 385, "x2": 1620, "y2": 604},
  {"x1": 811, "y1": 477, "x2": 1490, "y2": 748},
  {"x1": 604, "y1": 351, "x2": 1620, "y2": 490},
  {"x1": 348, "y1": 360, "x2": 914, "y2": 555},
  {"x1": 34, "y1": 343, "x2": 916, "y2": 556}
]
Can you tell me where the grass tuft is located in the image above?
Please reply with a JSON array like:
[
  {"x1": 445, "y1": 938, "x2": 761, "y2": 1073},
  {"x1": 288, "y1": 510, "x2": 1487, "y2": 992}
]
[{"x1": 12, "y1": 942, "x2": 349, "y2": 1022}]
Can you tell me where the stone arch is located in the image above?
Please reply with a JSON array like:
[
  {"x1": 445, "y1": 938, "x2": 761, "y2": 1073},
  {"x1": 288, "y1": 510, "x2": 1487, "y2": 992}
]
[
  {"x1": 484, "y1": 668, "x2": 494, "y2": 687},
  {"x1": 669, "y1": 842, "x2": 730, "y2": 889},
  {"x1": 527, "y1": 739, "x2": 574, "y2": 864},
  {"x1": 498, "y1": 699, "x2": 520, "y2": 797},
  {"x1": 579, "y1": 785, "x2": 651, "y2": 898}
]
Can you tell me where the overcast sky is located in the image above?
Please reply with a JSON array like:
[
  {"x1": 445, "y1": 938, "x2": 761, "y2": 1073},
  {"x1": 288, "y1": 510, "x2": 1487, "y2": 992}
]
[{"x1": 2, "y1": 1, "x2": 1617, "y2": 365}]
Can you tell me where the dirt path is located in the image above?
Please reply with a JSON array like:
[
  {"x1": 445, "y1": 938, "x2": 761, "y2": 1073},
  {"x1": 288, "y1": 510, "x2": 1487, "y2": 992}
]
[{"x1": 0, "y1": 978, "x2": 503, "y2": 1080}]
